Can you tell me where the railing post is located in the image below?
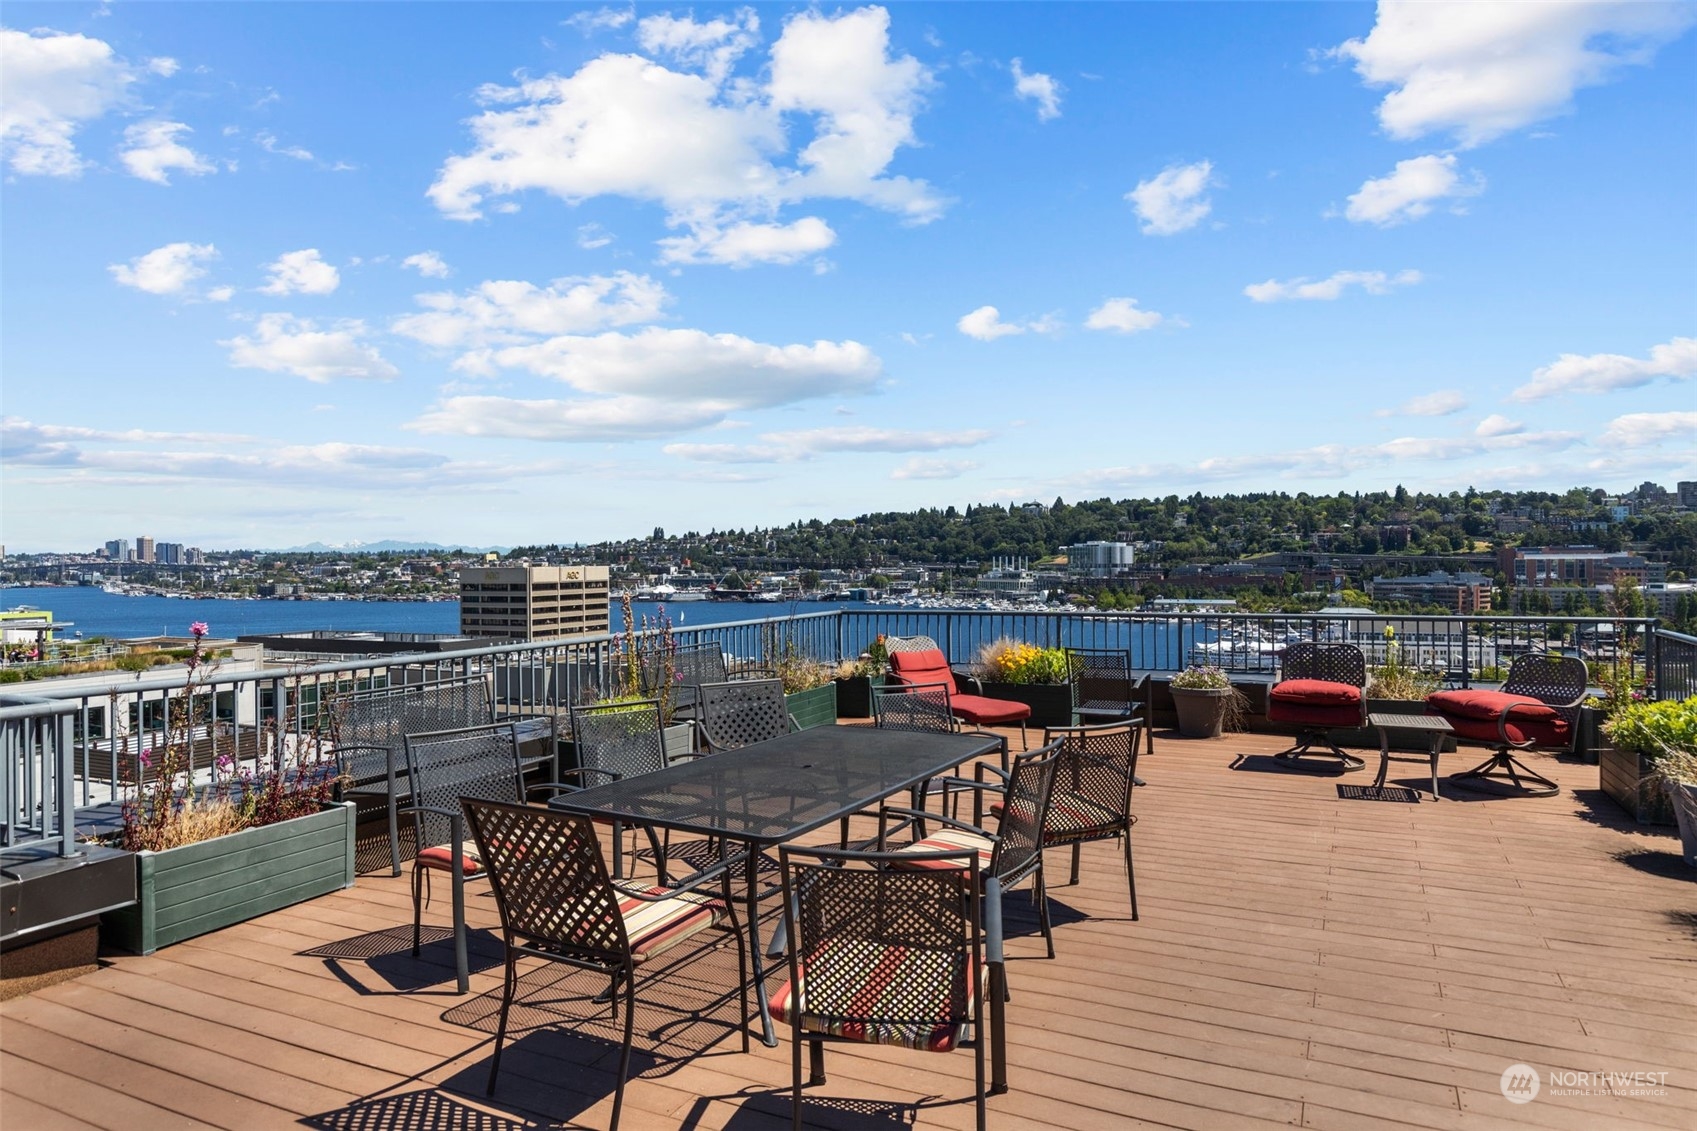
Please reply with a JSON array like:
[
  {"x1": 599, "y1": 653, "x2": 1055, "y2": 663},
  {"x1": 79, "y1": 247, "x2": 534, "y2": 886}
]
[{"x1": 56, "y1": 712, "x2": 79, "y2": 859}]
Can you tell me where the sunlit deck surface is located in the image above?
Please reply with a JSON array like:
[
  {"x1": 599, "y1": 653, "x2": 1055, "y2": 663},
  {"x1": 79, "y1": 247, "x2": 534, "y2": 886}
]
[{"x1": 3, "y1": 725, "x2": 1693, "y2": 1131}]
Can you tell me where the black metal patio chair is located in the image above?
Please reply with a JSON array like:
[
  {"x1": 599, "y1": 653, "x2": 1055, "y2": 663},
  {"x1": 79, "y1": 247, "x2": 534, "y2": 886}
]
[
  {"x1": 463, "y1": 797, "x2": 748, "y2": 1131},
  {"x1": 774, "y1": 842, "x2": 1007, "y2": 1131},
  {"x1": 879, "y1": 741, "x2": 1063, "y2": 958},
  {"x1": 1036, "y1": 721, "x2": 1143, "y2": 919},
  {"x1": 1266, "y1": 642, "x2": 1369, "y2": 772},
  {"x1": 398, "y1": 721, "x2": 582, "y2": 993},
  {"x1": 696, "y1": 678, "x2": 795, "y2": 754},
  {"x1": 568, "y1": 699, "x2": 683, "y2": 879},
  {"x1": 1426, "y1": 652, "x2": 1588, "y2": 797}
]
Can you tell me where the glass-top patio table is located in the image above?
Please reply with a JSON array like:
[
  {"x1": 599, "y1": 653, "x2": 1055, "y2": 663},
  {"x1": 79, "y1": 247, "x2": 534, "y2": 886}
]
[{"x1": 548, "y1": 725, "x2": 1003, "y2": 1046}]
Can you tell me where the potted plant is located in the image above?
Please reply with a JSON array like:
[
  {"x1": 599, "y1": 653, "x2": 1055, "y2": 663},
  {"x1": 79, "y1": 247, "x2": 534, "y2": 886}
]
[
  {"x1": 833, "y1": 634, "x2": 888, "y2": 719},
  {"x1": 1349, "y1": 627, "x2": 1456, "y2": 751},
  {"x1": 776, "y1": 655, "x2": 840, "y2": 729},
  {"x1": 1601, "y1": 695, "x2": 1697, "y2": 831},
  {"x1": 1168, "y1": 664, "x2": 1245, "y2": 739},
  {"x1": 101, "y1": 623, "x2": 355, "y2": 955},
  {"x1": 967, "y1": 637, "x2": 1076, "y2": 728},
  {"x1": 582, "y1": 596, "x2": 696, "y2": 760}
]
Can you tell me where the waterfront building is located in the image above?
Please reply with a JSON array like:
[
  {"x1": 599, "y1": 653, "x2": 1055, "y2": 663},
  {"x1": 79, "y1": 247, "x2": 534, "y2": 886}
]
[
  {"x1": 1368, "y1": 570, "x2": 1494, "y2": 613},
  {"x1": 1064, "y1": 540, "x2": 1135, "y2": 577},
  {"x1": 458, "y1": 563, "x2": 611, "y2": 641},
  {"x1": 1497, "y1": 545, "x2": 1665, "y2": 588}
]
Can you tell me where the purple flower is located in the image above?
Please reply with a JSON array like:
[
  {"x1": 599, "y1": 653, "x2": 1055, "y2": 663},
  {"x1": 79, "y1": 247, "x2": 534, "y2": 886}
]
[{"x1": 189, "y1": 621, "x2": 209, "y2": 638}]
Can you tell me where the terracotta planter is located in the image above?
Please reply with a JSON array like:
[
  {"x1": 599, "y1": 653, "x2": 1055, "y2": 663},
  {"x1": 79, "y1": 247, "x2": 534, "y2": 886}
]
[
  {"x1": 1666, "y1": 782, "x2": 1697, "y2": 867},
  {"x1": 973, "y1": 680, "x2": 1076, "y2": 729},
  {"x1": 1599, "y1": 744, "x2": 1675, "y2": 825},
  {"x1": 1170, "y1": 686, "x2": 1230, "y2": 738}
]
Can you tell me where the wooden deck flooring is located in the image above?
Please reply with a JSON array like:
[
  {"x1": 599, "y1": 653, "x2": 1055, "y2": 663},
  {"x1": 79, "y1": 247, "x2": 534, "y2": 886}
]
[{"x1": 3, "y1": 726, "x2": 1694, "y2": 1130}]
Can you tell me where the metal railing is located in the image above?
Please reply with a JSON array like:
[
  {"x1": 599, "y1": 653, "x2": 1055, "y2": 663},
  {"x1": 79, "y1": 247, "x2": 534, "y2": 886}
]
[
  {"x1": 1652, "y1": 628, "x2": 1697, "y2": 701},
  {"x1": 1, "y1": 694, "x2": 81, "y2": 857},
  {"x1": 0, "y1": 606, "x2": 1664, "y2": 849}
]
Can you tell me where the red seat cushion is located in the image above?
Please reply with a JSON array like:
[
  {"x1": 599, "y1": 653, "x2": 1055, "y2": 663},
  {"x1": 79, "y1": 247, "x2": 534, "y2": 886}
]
[
  {"x1": 416, "y1": 841, "x2": 484, "y2": 875},
  {"x1": 771, "y1": 938, "x2": 978, "y2": 1052},
  {"x1": 890, "y1": 649, "x2": 953, "y2": 687},
  {"x1": 1270, "y1": 679, "x2": 1362, "y2": 707},
  {"x1": 1426, "y1": 690, "x2": 1571, "y2": 748},
  {"x1": 949, "y1": 693, "x2": 1031, "y2": 726}
]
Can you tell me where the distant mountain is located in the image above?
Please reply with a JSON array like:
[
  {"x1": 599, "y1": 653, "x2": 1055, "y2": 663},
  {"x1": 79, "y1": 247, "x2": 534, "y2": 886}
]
[{"x1": 271, "y1": 540, "x2": 510, "y2": 554}]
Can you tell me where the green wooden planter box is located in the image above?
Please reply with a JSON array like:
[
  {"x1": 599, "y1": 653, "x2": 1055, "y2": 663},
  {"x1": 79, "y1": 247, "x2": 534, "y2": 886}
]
[
  {"x1": 786, "y1": 683, "x2": 838, "y2": 730},
  {"x1": 1600, "y1": 744, "x2": 1675, "y2": 826},
  {"x1": 102, "y1": 801, "x2": 356, "y2": 955}
]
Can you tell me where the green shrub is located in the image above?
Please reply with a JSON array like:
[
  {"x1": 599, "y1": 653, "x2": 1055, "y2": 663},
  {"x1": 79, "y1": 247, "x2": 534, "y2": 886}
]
[{"x1": 1604, "y1": 696, "x2": 1697, "y2": 765}]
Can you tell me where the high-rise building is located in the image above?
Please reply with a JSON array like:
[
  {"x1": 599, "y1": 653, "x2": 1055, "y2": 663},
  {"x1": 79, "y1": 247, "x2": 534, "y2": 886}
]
[
  {"x1": 136, "y1": 536, "x2": 155, "y2": 563},
  {"x1": 458, "y1": 564, "x2": 611, "y2": 641},
  {"x1": 1679, "y1": 481, "x2": 1697, "y2": 509},
  {"x1": 104, "y1": 538, "x2": 130, "y2": 561},
  {"x1": 157, "y1": 542, "x2": 184, "y2": 565}
]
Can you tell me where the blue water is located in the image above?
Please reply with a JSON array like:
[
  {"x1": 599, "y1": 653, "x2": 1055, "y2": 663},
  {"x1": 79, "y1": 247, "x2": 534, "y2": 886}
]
[{"x1": 0, "y1": 586, "x2": 855, "y2": 641}]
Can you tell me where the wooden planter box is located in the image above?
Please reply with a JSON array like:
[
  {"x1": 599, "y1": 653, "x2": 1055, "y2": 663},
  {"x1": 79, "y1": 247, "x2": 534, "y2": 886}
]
[
  {"x1": 974, "y1": 681, "x2": 1076, "y2": 729},
  {"x1": 1572, "y1": 706, "x2": 1604, "y2": 766},
  {"x1": 1600, "y1": 744, "x2": 1676, "y2": 826},
  {"x1": 1331, "y1": 699, "x2": 1459, "y2": 753},
  {"x1": 833, "y1": 676, "x2": 875, "y2": 719},
  {"x1": 786, "y1": 683, "x2": 838, "y2": 731},
  {"x1": 102, "y1": 801, "x2": 356, "y2": 955}
]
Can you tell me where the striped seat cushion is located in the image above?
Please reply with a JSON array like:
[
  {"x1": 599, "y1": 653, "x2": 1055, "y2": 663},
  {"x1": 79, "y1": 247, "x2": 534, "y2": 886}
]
[
  {"x1": 416, "y1": 841, "x2": 484, "y2": 875},
  {"x1": 891, "y1": 826, "x2": 995, "y2": 871},
  {"x1": 771, "y1": 937, "x2": 978, "y2": 1052},
  {"x1": 991, "y1": 792, "x2": 1126, "y2": 839},
  {"x1": 618, "y1": 886, "x2": 726, "y2": 963}
]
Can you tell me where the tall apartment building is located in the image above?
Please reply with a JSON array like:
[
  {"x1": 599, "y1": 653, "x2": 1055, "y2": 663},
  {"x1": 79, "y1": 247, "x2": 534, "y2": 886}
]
[
  {"x1": 157, "y1": 542, "x2": 184, "y2": 565},
  {"x1": 104, "y1": 538, "x2": 131, "y2": 561},
  {"x1": 458, "y1": 564, "x2": 610, "y2": 641},
  {"x1": 135, "y1": 536, "x2": 155, "y2": 563}
]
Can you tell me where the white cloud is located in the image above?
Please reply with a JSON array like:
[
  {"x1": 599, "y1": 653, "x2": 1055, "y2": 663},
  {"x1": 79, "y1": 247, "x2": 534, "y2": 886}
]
[
  {"x1": 146, "y1": 56, "x2": 179, "y2": 77},
  {"x1": 409, "y1": 327, "x2": 882, "y2": 442},
  {"x1": 223, "y1": 314, "x2": 398, "y2": 383},
  {"x1": 957, "y1": 305, "x2": 1056, "y2": 341},
  {"x1": 1375, "y1": 389, "x2": 1467, "y2": 418},
  {"x1": 1084, "y1": 298, "x2": 1167, "y2": 334},
  {"x1": 1475, "y1": 414, "x2": 1524, "y2": 437},
  {"x1": 1244, "y1": 269, "x2": 1421, "y2": 303},
  {"x1": 108, "y1": 241, "x2": 217, "y2": 295},
  {"x1": 1332, "y1": 1, "x2": 1696, "y2": 147},
  {"x1": 892, "y1": 457, "x2": 976, "y2": 480},
  {"x1": 0, "y1": 28, "x2": 134, "y2": 176},
  {"x1": 1345, "y1": 154, "x2": 1484, "y2": 226},
  {"x1": 428, "y1": 6, "x2": 942, "y2": 263},
  {"x1": 119, "y1": 120, "x2": 215, "y2": 184},
  {"x1": 1511, "y1": 336, "x2": 1697, "y2": 402},
  {"x1": 1126, "y1": 160, "x2": 1215, "y2": 236},
  {"x1": 206, "y1": 285, "x2": 234, "y2": 303},
  {"x1": 260, "y1": 249, "x2": 340, "y2": 296},
  {"x1": 1600, "y1": 411, "x2": 1697, "y2": 448},
  {"x1": 401, "y1": 251, "x2": 451, "y2": 278},
  {"x1": 564, "y1": 7, "x2": 633, "y2": 34},
  {"x1": 577, "y1": 223, "x2": 613, "y2": 249},
  {"x1": 1011, "y1": 58, "x2": 1061, "y2": 121},
  {"x1": 255, "y1": 130, "x2": 314, "y2": 162},
  {"x1": 391, "y1": 272, "x2": 669, "y2": 350},
  {"x1": 657, "y1": 216, "x2": 836, "y2": 267},
  {"x1": 636, "y1": 9, "x2": 759, "y2": 85},
  {"x1": 667, "y1": 426, "x2": 991, "y2": 463}
]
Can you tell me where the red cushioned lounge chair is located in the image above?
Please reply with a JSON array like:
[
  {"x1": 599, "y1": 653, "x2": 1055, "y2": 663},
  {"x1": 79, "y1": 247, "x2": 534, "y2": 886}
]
[
  {"x1": 1425, "y1": 653, "x2": 1587, "y2": 798},
  {"x1": 886, "y1": 635, "x2": 1032, "y2": 751},
  {"x1": 1267, "y1": 642, "x2": 1368, "y2": 772}
]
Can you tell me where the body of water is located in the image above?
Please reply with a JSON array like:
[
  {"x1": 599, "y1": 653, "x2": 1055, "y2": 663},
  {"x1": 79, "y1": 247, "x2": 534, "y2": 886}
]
[{"x1": 1, "y1": 586, "x2": 853, "y2": 641}]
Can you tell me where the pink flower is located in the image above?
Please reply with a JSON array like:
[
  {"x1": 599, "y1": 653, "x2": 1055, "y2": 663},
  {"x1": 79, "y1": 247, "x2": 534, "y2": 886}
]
[
  {"x1": 139, "y1": 748, "x2": 153, "y2": 767},
  {"x1": 189, "y1": 621, "x2": 209, "y2": 638}
]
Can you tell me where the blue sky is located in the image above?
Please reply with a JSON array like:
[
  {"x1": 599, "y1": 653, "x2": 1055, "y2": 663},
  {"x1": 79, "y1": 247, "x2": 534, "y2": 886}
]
[{"x1": 3, "y1": 2, "x2": 1694, "y2": 552}]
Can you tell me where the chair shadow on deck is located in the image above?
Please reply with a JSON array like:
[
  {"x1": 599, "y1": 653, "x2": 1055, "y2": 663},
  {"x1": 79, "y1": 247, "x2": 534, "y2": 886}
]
[
  {"x1": 1229, "y1": 751, "x2": 1352, "y2": 776},
  {"x1": 680, "y1": 1088, "x2": 938, "y2": 1129},
  {"x1": 303, "y1": 1086, "x2": 560, "y2": 1131},
  {"x1": 300, "y1": 925, "x2": 504, "y2": 994}
]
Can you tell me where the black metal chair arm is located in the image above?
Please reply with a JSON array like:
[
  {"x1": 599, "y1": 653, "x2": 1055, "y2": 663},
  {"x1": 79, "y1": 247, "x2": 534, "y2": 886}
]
[
  {"x1": 610, "y1": 848, "x2": 751, "y2": 901},
  {"x1": 1494, "y1": 691, "x2": 1589, "y2": 749},
  {"x1": 950, "y1": 665, "x2": 986, "y2": 695},
  {"x1": 983, "y1": 876, "x2": 1005, "y2": 965},
  {"x1": 877, "y1": 804, "x2": 995, "y2": 843},
  {"x1": 524, "y1": 780, "x2": 592, "y2": 801}
]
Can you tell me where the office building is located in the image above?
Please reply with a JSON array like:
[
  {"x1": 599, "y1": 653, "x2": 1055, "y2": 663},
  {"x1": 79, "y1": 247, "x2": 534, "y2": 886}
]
[
  {"x1": 1368, "y1": 570, "x2": 1493, "y2": 613},
  {"x1": 458, "y1": 563, "x2": 611, "y2": 641},
  {"x1": 136, "y1": 536, "x2": 155, "y2": 563},
  {"x1": 1497, "y1": 546, "x2": 1665, "y2": 588},
  {"x1": 104, "y1": 538, "x2": 130, "y2": 561},
  {"x1": 157, "y1": 542, "x2": 184, "y2": 565},
  {"x1": 1679, "y1": 481, "x2": 1697, "y2": 509},
  {"x1": 1065, "y1": 540, "x2": 1135, "y2": 577}
]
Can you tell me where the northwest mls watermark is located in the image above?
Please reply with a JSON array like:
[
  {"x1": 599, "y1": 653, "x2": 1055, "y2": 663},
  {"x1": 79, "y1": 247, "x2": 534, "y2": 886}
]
[{"x1": 1499, "y1": 1063, "x2": 1671, "y2": 1104}]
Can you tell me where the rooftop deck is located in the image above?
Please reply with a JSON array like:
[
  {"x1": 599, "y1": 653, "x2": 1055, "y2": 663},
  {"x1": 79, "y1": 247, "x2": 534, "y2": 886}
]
[{"x1": 3, "y1": 726, "x2": 1693, "y2": 1130}]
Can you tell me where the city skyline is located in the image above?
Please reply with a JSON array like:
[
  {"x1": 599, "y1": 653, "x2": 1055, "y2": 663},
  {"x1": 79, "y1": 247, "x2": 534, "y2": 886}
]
[{"x1": 3, "y1": 2, "x2": 1694, "y2": 553}]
